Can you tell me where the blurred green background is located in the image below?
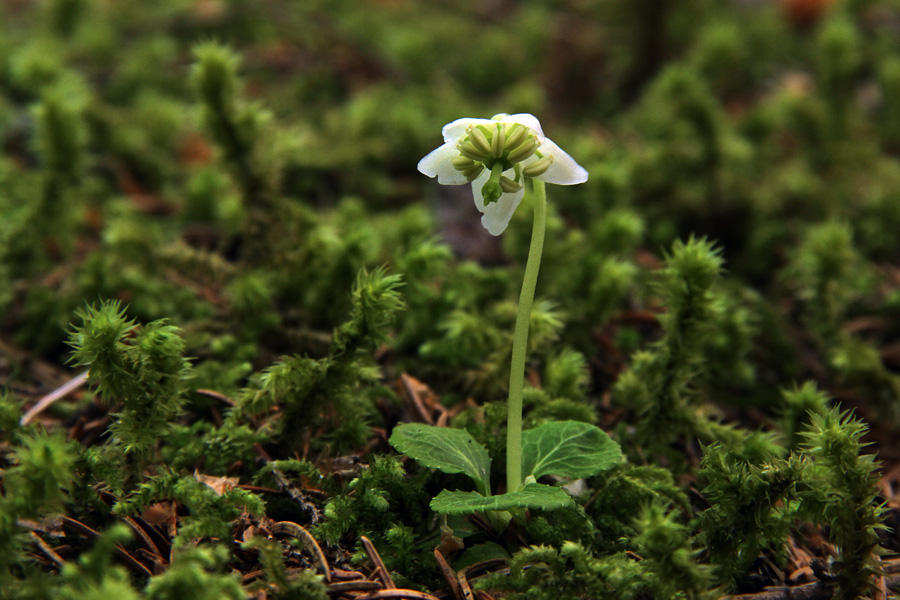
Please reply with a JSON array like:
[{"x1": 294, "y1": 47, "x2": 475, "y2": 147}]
[
  {"x1": 3, "y1": 1, "x2": 900, "y2": 595},
  {"x1": 4, "y1": 0, "x2": 900, "y2": 417}
]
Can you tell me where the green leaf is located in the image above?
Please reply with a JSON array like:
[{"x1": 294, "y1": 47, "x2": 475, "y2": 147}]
[
  {"x1": 430, "y1": 484, "x2": 573, "y2": 514},
  {"x1": 522, "y1": 421, "x2": 624, "y2": 480},
  {"x1": 389, "y1": 423, "x2": 491, "y2": 495},
  {"x1": 454, "y1": 542, "x2": 511, "y2": 571}
]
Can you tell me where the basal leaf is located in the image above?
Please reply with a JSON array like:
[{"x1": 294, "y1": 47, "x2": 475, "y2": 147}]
[
  {"x1": 522, "y1": 421, "x2": 624, "y2": 480},
  {"x1": 389, "y1": 423, "x2": 491, "y2": 494},
  {"x1": 430, "y1": 484, "x2": 573, "y2": 514},
  {"x1": 454, "y1": 542, "x2": 511, "y2": 571}
]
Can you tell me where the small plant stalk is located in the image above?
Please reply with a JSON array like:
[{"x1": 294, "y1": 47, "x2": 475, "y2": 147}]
[{"x1": 506, "y1": 179, "x2": 547, "y2": 493}]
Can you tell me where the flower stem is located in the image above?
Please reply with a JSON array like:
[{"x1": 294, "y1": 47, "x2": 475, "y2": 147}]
[{"x1": 506, "y1": 179, "x2": 547, "y2": 493}]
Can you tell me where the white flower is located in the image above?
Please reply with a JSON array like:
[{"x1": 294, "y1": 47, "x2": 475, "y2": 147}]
[{"x1": 417, "y1": 113, "x2": 588, "y2": 235}]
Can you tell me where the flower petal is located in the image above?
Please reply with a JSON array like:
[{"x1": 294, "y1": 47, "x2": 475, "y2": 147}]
[
  {"x1": 501, "y1": 113, "x2": 545, "y2": 141},
  {"x1": 418, "y1": 143, "x2": 469, "y2": 185},
  {"x1": 471, "y1": 169, "x2": 526, "y2": 236},
  {"x1": 533, "y1": 138, "x2": 588, "y2": 185},
  {"x1": 442, "y1": 117, "x2": 495, "y2": 144}
]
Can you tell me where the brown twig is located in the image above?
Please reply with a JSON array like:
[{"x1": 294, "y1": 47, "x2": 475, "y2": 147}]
[
  {"x1": 460, "y1": 558, "x2": 509, "y2": 581},
  {"x1": 237, "y1": 484, "x2": 283, "y2": 496},
  {"x1": 728, "y1": 573, "x2": 900, "y2": 600},
  {"x1": 194, "y1": 388, "x2": 237, "y2": 406},
  {"x1": 327, "y1": 580, "x2": 383, "y2": 594},
  {"x1": 331, "y1": 569, "x2": 367, "y2": 580},
  {"x1": 357, "y1": 591, "x2": 442, "y2": 600},
  {"x1": 240, "y1": 569, "x2": 265, "y2": 584},
  {"x1": 60, "y1": 516, "x2": 153, "y2": 578},
  {"x1": 433, "y1": 548, "x2": 463, "y2": 600},
  {"x1": 121, "y1": 515, "x2": 165, "y2": 570},
  {"x1": 29, "y1": 531, "x2": 66, "y2": 568},
  {"x1": 20, "y1": 370, "x2": 89, "y2": 425},
  {"x1": 456, "y1": 570, "x2": 475, "y2": 600},
  {"x1": 361, "y1": 536, "x2": 396, "y2": 589},
  {"x1": 270, "y1": 521, "x2": 331, "y2": 583}
]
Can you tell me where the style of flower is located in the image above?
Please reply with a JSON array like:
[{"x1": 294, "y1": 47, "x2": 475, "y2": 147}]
[{"x1": 417, "y1": 113, "x2": 588, "y2": 235}]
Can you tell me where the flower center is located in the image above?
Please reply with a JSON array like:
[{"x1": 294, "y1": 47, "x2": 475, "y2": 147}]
[{"x1": 453, "y1": 123, "x2": 543, "y2": 181}]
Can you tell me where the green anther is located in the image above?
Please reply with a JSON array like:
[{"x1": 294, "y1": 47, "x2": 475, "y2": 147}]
[
  {"x1": 462, "y1": 164, "x2": 484, "y2": 181},
  {"x1": 504, "y1": 124, "x2": 527, "y2": 150},
  {"x1": 491, "y1": 123, "x2": 505, "y2": 158},
  {"x1": 458, "y1": 141, "x2": 488, "y2": 162},
  {"x1": 467, "y1": 126, "x2": 492, "y2": 156},
  {"x1": 507, "y1": 138, "x2": 540, "y2": 164},
  {"x1": 452, "y1": 156, "x2": 476, "y2": 170},
  {"x1": 499, "y1": 176, "x2": 522, "y2": 193},
  {"x1": 481, "y1": 161, "x2": 505, "y2": 205},
  {"x1": 522, "y1": 155, "x2": 553, "y2": 178}
]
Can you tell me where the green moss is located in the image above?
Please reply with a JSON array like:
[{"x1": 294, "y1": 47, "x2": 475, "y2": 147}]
[{"x1": 0, "y1": 1, "x2": 897, "y2": 596}]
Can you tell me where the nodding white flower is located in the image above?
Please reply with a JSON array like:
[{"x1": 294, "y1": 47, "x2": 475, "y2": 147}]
[{"x1": 418, "y1": 113, "x2": 588, "y2": 235}]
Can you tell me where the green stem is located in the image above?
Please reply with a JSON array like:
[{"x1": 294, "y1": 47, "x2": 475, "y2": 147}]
[{"x1": 506, "y1": 179, "x2": 547, "y2": 493}]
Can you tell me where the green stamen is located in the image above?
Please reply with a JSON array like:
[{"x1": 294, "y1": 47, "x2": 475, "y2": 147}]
[
  {"x1": 468, "y1": 126, "x2": 492, "y2": 156},
  {"x1": 458, "y1": 142, "x2": 488, "y2": 162},
  {"x1": 452, "y1": 156, "x2": 476, "y2": 169},
  {"x1": 522, "y1": 155, "x2": 553, "y2": 178},
  {"x1": 491, "y1": 123, "x2": 505, "y2": 158},
  {"x1": 505, "y1": 123, "x2": 527, "y2": 150},
  {"x1": 507, "y1": 138, "x2": 540, "y2": 164},
  {"x1": 499, "y1": 175, "x2": 522, "y2": 193},
  {"x1": 462, "y1": 164, "x2": 484, "y2": 181}
]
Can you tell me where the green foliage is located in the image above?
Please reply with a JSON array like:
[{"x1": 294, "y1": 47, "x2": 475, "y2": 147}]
[
  {"x1": 586, "y1": 465, "x2": 690, "y2": 546},
  {"x1": 1, "y1": 1, "x2": 898, "y2": 597},
  {"x1": 613, "y1": 237, "x2": 728, "y2": 460},
  {"x1": 413, "y1": 247, "x2": 574, "y2": 394},
  {"x1": 315, "y1": 456, "x2": 432, "y2": 584},
  {"x1": 877, "y1": 55, "x2": 900, "y2": 147},
  {"x1": 33, "y1": 88, "x2": 86, "y2": 182},
  {"x1": 635, "y1": 504, "x2": 713, "y2": 600},
  {"x1": 698, "y1": 439, "x2": 802, "y2": 587},
  {"x1": 241, "y1": 537, "x2": 328, "y2": 599},
  {"x1": 389, "y1": 424, "x2": 491, "y2": 495},
  {"x1": 0, "y1": 431, "x2": 78, "y2": 590},
  {"x1": 163, "y1": 420, "x2": 265, "y2": 475},
  {"x1": 541, "y1": 348, "x2": 591, "y2": 403},
  {"x1": 145, "y1": 546, "x2": 245, "y2": 600},
  {"x1": 59, "y1": 525, "x2": 139, "y2": 600},
  {"x1": 113, "y1": 468, "x2": 264, "y2": 547},
  {"x1": 784, "y1": 221, "x2": 871, "y2": 340},
  {"x1": 629, "y1": 63, "x2": 753, "y2": 243},
  {"x1": 521, "y1": 421, "x2": 624, "y2": 481},
  {"x1": 478, "y1": 542, "x2": 645, "y2": 600},
  {"x1": 799, "y1": 406, "x2": 886, "y2": 600},
  {"x1": 67, "y1": 301, "x2": 191, "y2": 458},
  {"x1": 816, "y1": 16, "x2": 862, "y2": 133},
  {"x1": 0, "y1": 392, "x2": 23, "y2": 444},
  {"x1": 432, "y1": 485, "x2": 572, "y2": 515},
  {"x1": 782, "y1": 222, "x2": 900, "y2": 421},
  {"x1": 191, "y1": 41, "x2": 277, "y2": 214},
  {"x1": 780, "y1": 382, "x2": 830, "y2": 450},
  {"x1": 331, "y1": 267, "x2": 406, "y2": 355},
  {"x1": 2, "y1": 431, "x2": 77, "y2": 518},
  {"x1": 390, "y1": 420, "x2": 622, "y2": 515},
  {"x1": 261, "y1": 459, "x2": 337, "y2": 496},
  {"x1": 241, "y1": 267, "x2": 404, "y2": 453}
]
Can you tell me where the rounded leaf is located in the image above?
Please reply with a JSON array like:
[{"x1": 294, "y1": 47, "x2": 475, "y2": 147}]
[{"x1": 522, "y1": 421, "x2": 624, "y2": 481}]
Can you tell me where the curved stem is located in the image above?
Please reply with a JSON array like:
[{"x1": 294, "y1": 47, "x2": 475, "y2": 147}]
[{"x1": 506, "y1": 179, "x2": 547, "y2": 493}]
